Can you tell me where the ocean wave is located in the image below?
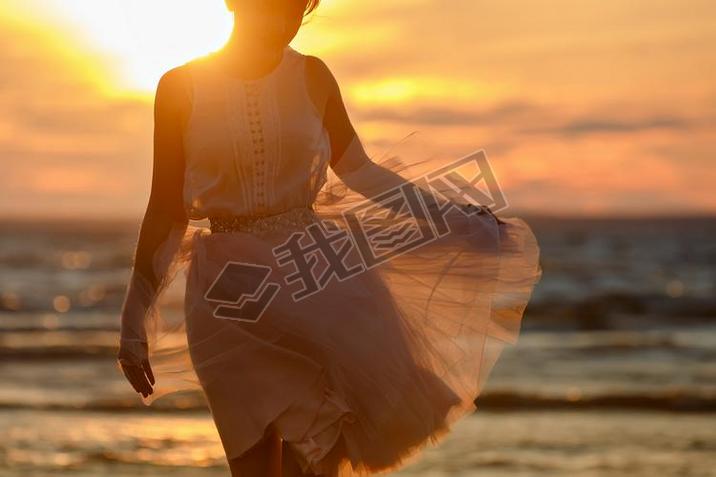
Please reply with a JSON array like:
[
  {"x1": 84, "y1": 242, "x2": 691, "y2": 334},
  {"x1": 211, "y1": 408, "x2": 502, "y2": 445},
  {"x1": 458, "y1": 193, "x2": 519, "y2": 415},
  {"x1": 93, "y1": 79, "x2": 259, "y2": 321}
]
[
  {"x1": 0, "y1": 390, "x2": 714, "y2": 413},
  {"x1": 2, "y1": 327, "x2": 715, "y2": 360},
  {"x1": 476, "y1": 390, "x2": 716, "y2": 412}
]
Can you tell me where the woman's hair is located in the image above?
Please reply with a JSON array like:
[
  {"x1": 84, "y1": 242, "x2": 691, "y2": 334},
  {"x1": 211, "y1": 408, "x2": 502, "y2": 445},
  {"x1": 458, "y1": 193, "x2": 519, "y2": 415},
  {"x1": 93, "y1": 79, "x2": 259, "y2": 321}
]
[
  {"x1": 227, "y1": 1, "x2": 320, "y2": 16},
  {"x1": 304, "y1": 0, "x2": 320, "y2": 15}
]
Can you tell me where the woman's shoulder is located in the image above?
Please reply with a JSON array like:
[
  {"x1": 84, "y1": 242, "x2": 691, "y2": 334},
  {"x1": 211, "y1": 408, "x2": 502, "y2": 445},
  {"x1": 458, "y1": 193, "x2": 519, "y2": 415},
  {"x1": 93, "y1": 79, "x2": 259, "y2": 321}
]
[
  {"x1": 156, "y1": 51, "x2": 220, "y2": 98},
  {"x1": 303, "y1": 54, "x2": 338, "y2": 88},
  {"x1": 162, "y1": 50, "x2": 222, "y2": 84},
  {"x1": 176, "y1": 51, "x2": 217, "y2": 79},
  {"x1": 157, "y1": 64, "x2": 192, "y2": 95},
  {"x1": 154, "y1": 61, "x2": 199, "y2": 119}
]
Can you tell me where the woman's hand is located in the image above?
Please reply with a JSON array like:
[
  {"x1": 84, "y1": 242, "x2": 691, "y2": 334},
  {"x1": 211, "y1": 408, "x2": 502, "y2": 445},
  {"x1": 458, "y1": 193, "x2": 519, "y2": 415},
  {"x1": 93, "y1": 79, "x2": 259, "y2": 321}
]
[
  {"x1": 459, "y1": 203, "x2": 506, "y2": 225},
  {"x1": 117, "y1": 339, "x2": 155, "y2": 398}
]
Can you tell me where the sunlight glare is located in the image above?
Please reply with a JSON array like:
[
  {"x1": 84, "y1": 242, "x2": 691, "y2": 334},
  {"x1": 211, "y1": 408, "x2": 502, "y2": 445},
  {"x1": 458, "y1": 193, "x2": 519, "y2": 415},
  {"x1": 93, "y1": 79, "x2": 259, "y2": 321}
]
[{"x1": 43, "y1": 0, "x2": 233, "y2": 93}]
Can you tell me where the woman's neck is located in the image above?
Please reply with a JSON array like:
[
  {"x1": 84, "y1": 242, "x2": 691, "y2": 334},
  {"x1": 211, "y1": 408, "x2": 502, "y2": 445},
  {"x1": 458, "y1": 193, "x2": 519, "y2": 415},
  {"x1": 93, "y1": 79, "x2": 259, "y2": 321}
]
[
  {"x1": 219, "y1": 36, "x2": 285, "y2": 79},
  {"x1": 224, "y1": 27, "x2": 285, "y2": 64}
]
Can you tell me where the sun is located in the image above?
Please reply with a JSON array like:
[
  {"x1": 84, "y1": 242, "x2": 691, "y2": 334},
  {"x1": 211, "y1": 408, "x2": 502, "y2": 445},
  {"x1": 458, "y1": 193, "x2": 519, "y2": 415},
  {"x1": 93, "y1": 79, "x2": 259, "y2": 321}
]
[{"x1": 42, "y1": 0, "x2": 234, "y2": 93}]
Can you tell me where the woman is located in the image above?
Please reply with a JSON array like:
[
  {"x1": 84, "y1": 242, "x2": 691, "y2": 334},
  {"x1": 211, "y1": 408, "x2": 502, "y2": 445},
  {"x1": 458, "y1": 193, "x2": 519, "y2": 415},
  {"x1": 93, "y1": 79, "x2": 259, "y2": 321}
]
[{"x1": 117, "y1": 0, "x2": 541, "y2": 475}]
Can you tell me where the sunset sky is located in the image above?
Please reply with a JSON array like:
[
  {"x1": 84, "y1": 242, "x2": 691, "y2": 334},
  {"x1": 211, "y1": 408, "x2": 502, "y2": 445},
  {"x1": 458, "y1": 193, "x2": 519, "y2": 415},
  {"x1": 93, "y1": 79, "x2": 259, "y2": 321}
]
[{"x1": 1, "y1": 0, "x2": 714, "y2": 218}]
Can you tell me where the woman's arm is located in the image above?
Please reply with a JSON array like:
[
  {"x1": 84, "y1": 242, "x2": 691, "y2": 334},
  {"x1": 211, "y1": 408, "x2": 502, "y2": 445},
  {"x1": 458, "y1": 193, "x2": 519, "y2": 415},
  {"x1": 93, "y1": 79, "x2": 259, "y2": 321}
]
[
  {"x1": 130, "y1": 66, "x2": 191, "y2": 289},
  {"x1": 305, "y1": 56, "x2": 388, "y2": 178},
  {"x1": 305, "y1": 55, "x2": 430, "y2": 209},
  {"x1": 306, "y1": 55, "x2": 504, "y2": 223},
  {"x1": 117, "y1": 65, "x2": 191, "y2": 398}
]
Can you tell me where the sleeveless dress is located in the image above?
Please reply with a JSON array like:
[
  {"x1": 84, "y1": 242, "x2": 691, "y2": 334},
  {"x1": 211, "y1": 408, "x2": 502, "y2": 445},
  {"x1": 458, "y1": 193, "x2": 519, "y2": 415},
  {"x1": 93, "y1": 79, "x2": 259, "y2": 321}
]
[{"x1": 132, "y1": 45, "x2": 542, "y2": 476}]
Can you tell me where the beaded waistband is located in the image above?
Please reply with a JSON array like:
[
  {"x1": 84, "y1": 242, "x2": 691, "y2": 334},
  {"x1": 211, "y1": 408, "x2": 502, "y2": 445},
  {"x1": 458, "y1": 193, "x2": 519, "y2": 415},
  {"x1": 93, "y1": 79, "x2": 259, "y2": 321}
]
[{"x1": 209, "y1": 207, "x2": 318, "y2": 235}]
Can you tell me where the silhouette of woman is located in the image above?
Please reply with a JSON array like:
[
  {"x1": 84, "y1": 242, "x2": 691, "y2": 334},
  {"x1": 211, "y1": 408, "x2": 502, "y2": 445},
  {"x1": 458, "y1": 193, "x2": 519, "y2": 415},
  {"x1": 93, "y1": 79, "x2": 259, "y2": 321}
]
[{"x1": 116, "y1": 1, "x2": 541, "y2": 475}]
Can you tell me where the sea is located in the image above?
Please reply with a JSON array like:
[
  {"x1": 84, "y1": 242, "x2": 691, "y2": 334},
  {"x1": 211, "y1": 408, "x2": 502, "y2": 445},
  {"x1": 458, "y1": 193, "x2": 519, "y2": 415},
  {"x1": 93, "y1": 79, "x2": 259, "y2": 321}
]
[{"x1": 1, "y1": 216, "x2": 714, "y2": 476}]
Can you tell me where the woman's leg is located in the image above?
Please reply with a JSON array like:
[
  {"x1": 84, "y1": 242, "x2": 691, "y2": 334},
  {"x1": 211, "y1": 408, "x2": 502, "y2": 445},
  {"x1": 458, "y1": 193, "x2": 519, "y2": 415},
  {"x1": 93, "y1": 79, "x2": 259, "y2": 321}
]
[{"x1": 228, "y1": 425, "x2": 282, "y2": 477}]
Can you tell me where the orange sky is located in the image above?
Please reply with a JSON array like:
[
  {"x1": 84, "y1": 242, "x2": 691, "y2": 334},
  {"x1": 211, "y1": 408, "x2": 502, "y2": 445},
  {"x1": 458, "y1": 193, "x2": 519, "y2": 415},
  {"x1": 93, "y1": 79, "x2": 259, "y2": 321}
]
[{"x1": 0, "y1": 0, "x2": 714, "y2": 218}]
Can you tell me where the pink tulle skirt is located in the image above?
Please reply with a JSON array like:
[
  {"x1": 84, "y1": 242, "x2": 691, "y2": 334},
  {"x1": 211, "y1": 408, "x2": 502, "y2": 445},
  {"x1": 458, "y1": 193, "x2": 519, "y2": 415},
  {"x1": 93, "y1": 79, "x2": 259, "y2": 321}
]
[{"x1": 141, "y1": 143, "x2": 541, "y2": 476}]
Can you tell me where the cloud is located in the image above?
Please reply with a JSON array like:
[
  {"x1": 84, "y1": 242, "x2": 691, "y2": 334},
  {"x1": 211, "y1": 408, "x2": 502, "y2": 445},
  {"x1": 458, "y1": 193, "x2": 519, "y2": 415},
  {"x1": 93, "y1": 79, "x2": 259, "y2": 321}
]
[
  {"x1": 355, "y1": 101, "x2": 537, "y2": 126},
  {"x1": 0, "y1": 13, "x2": 153, "y2": 217},
  {"x1": 520, "y1": 115, "x2": 698, "y2": 138}
]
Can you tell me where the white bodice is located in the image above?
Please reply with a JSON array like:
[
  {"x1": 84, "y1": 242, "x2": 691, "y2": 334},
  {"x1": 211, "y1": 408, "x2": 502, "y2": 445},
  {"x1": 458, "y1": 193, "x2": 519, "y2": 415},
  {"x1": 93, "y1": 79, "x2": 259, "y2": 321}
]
[{"x1": 182, "y1": 45, "x2": 331, "y2": 220}]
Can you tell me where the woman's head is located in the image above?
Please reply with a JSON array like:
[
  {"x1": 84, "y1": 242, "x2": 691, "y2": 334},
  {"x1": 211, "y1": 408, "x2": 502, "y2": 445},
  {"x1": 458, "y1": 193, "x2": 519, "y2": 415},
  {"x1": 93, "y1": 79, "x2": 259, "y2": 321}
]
[{"x1": 225, "y1": 0, "x2": 320, "y2": 48}]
